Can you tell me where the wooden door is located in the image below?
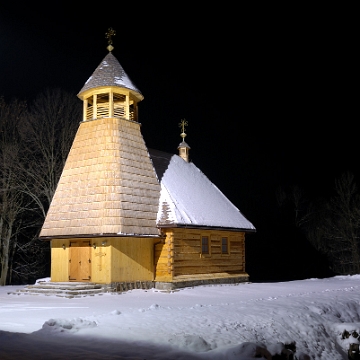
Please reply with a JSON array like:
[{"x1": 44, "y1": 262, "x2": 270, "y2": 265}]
[{"x1": 69, "y1": 240, "x2": 91, "y2": 281}]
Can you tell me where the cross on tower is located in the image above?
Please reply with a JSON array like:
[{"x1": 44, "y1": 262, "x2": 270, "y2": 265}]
[
  {"x1": 179, "y1": 119, "x2": 188, "y2": 141},
  {"x1": 179, "y1": 119, "x2": 188, "y2": 134},
  {"x1": 105, "y1": 28, "x2": 116, "y2": 52}
]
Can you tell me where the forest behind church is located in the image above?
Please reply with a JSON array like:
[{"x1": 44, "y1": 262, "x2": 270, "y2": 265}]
[{"x1": 2, "y1": 88, "x2": 360, "y2": 286}]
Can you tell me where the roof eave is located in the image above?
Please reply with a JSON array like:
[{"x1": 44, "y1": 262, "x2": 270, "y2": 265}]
[
  {"x1": 39, "y1": 233, "x2": 161, "y2": 241},
  {"x1": 157, "y1": 224, "x2": 256, "y2": 233},
  {"x1": 77, "y1": 86, "x2": 143, "y2": 101}
]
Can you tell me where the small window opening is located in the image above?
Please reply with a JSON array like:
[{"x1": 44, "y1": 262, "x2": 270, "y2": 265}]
[
  {"x1": 201, "y1": 236, "x2": 209, "y2": 254},
  {"x1": 221, "y1": 237, "x2": 229, "y2": 254}
]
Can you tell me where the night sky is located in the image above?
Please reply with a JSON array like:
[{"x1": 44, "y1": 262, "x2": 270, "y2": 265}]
[{"x1": 1, "y1": 3, "x2": 356, "y2": 280}]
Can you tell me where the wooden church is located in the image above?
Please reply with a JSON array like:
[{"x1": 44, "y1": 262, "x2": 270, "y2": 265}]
[{"x1": 39, "y1": 31, "x2": 256, "y2": 290}]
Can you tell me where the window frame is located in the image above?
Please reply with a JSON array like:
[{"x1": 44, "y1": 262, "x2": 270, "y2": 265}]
[
  {"x1": 221, "y1": 237, "x2": 229, "y2": 255},
  {"x1": 201, "y1": 236, "x2": 210, "y2": 255}
]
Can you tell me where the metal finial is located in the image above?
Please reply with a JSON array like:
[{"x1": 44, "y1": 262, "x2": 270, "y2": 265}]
[
  {"x1": 179, "y1": 119, "x2": 188, "y2": 141},
  {"x1": 105, "y1": 28, "x2": 116, "y2": 52}
]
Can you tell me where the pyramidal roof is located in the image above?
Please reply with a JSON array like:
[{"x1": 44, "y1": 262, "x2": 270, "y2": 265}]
[
  {"x1": 39, "y1": 118, "x2": 161, "y2": 238},
  {"x1": 78, "y1": 52, "x2": 142, "y2": 97}
]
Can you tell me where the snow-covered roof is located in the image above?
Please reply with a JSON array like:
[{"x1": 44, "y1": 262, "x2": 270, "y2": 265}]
[
  {"x1": 149, "y1": 149, "x2": 255, "y2": 232},
  {"x1": 77, "y1": 52, "x2": 142, "y2": 97}
]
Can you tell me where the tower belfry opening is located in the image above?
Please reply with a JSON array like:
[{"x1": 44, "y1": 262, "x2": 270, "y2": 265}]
[{"x1": 82, "y1": 90, "x2": 139, "y2": 122}]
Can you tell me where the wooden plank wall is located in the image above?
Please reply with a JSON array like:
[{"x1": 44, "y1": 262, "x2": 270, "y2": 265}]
[
  {"x1": 155, "y1": 228, "x2": 246, "y2": 281},
  {"x1": 90, "y1": 238, "x2": 110, "y2": 283},
  {"x1": 51, "y1": 239, "x2": 70, "y2": 281},
  {"x1": 51, "y1": 237, "x2": 156, "y2": 283},
  {"x1": 109, "y1": 237, "x2": 154, "y2": 282},
  {"x1": 51, "y1": 231, "x2": 246, "y2": 284},
  {"x1": 154, "y1": 234, "x2": 173, "y2": 281}
]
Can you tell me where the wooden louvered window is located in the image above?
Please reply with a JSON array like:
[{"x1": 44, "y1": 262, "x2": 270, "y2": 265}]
[
  {"x1": 129, "y1": 103, "x2": 135, "y2": 120},
  {"x1": 85, "y1": 96, "x2": 93, "y2": 120},
  {"x1": 113, "y1": 93, "x2": 126, "y2": 118},
  {"x1": 85, "y1": 93, "x2": 110, "y2": 120},
  {"x1": 96, "y1": 93, "x2": 110, "y2": 118},
  {"x1": 83, "y1": 92, "x2": 137, "y2": 122}
]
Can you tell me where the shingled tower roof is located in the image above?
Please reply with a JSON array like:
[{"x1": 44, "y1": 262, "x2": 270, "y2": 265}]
[{"x1": 78, "y1": 52, "x2": 143, "y2": 100}]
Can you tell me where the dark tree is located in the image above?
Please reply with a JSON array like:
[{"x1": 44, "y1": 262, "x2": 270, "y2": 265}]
[
  {"x1": 302, "y1": 172, "x2": 360, "y2": 275},
  {"x1": 0, "y1": 89, "x2": 81, "y2": 285},
  {"x1": 0, "y1": 97, "x2": 29, "y2": 285},
  {"x1": 20, "y1": 88, "x2": 81, "y2": 216}
]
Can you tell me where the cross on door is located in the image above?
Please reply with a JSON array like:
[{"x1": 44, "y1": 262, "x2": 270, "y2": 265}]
[{"x1": 95, "y1": 249, "x2": 106, "y2": 271}]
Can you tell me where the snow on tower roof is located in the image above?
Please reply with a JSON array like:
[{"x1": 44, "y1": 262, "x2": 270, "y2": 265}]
[{"x1": 77, "y1": 52, "x2": 142, "y2": 98}]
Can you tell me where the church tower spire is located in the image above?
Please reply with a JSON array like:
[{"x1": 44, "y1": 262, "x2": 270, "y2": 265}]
[
  {"x1": 177, "y1": 119, "x2": 191, "y2": 162},
  {"x1": 77, "y1": 28, "x2": 143, "y2": 123}
]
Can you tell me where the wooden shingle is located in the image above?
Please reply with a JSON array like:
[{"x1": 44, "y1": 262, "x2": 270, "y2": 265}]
[{"x1": 40, "y1": 118, "x2": 160, "y2": 238}]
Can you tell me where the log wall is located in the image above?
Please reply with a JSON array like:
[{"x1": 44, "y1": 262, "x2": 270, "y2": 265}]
[{"x1": 155, "y1": 228, "x2": 247, "y2": 281}]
